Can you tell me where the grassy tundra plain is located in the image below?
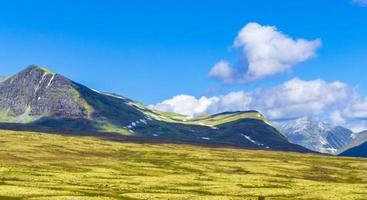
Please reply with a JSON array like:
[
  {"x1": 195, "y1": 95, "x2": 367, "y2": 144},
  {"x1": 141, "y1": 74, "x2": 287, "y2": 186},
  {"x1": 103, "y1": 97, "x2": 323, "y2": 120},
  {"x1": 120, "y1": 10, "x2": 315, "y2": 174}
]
[{"x1": 0, "y1": 130, "x2": 366, "y2": 200}]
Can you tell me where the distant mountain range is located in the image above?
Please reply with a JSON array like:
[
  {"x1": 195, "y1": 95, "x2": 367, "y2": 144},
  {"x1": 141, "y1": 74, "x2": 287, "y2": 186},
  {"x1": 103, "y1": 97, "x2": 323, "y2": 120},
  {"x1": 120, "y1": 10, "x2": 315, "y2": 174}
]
[
  {"x1": 0, "y1": 65, "x2": 312, "y2": 153},
  {"x1": 280, "y1": 117, "x2": 353, "y2": 154},
  {"x1": 280, "y1": 117, "x2": 367, "y2": 157}
]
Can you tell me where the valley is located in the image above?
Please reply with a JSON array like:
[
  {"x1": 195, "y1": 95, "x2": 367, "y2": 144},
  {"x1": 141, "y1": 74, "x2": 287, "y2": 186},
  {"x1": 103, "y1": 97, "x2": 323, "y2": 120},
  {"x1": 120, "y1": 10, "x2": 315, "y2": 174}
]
[
  {"x1": 2, "y1": 2, "x2": 367, "y2": 199},
  {"x1": 0, "y1": 129, "x2": 366, "y2": 200}
]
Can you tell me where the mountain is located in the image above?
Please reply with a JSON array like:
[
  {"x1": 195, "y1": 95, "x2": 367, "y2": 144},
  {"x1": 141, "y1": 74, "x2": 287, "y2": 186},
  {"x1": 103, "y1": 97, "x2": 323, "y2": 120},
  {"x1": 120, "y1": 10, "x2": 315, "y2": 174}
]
[
  {"x1": 280, "y1": 117, "x2": 353, "y2": 154},
  {"x1": 340, "y1": 140, "x2": 367, "y2": 158},
  {"x1": 0, "y1": 65, "x2": 313, "y2": 153},
  {"x1": 348, "y1": 130, "x2": 367, "y2": 147},
  {"x1": 0, "y1": 76, "x2": 7, "y2": 82},
  {"x1": 339, "y1": 130, "x2": 367, "y2": 157}
]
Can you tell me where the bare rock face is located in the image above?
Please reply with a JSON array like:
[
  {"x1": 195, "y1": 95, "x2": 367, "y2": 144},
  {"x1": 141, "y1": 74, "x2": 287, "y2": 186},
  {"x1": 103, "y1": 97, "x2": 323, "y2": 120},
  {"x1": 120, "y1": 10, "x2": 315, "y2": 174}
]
[
  {"x1": 0, "y1": 65, "x2": 149, "y2": 127},
  {"x1": 0, "y1": 65, "x2": 89, "y2": 122}
]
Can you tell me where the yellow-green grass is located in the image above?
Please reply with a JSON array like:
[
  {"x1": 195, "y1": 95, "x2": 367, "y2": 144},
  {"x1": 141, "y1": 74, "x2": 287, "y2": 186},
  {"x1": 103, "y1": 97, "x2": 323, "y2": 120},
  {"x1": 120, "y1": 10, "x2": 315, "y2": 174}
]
[
  {"x1": 126, "y1": 98, "x2": 268, "y2": 126},
  {"x1": 190, "y1": 112, "x2": 271, "y2": 126},
  {"x1": 0, "y1": 130, "x2": 366, "y2": 200},
  {"x1": 143, "y1": 108, "x2": 269, "y2": 127}
]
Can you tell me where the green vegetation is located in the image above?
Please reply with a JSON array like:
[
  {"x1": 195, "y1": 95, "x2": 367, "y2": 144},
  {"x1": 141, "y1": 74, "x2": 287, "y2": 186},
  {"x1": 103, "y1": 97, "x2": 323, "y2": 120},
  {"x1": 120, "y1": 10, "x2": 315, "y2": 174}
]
[
  {"x1": 0, "y1": 130, "x2": 366, "y2": 200},
  {"x1": 0, "y1": 109, "x2": 12, "y2": 123},
  {"x1": 190, "y1": 111, "x2": 270, "y2": 126},
  {"x1": 121, "y1": 97, "x2": 268, "y2": 127},
  {"x1": 98, "y1": 122, "x2": 130, "y2": 135},
  {"x1": 139, "y1": 103, "x2": 269, "y2": 127},
  {"x1": 0, "y1": 107, "x2": 38, "y2": 124}
]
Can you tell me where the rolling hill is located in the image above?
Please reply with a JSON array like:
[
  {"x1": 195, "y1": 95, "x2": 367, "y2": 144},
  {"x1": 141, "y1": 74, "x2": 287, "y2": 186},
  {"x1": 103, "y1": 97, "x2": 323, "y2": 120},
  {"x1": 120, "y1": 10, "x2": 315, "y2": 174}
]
[
  {"x1": 0, "y1": 65, "x2": 312, "y2": 153},
  {"x1": 0, "y1": 129, "x2": 366, "y2": 200}
]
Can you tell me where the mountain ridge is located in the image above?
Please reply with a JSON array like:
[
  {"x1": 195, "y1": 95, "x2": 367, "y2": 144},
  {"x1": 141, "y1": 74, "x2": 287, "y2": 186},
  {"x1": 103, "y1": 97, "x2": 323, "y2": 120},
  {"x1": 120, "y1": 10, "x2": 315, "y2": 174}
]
[
  {"x1": 339, "y1": 130, "x2": 367, "y2": 157},
  {"x1": 0, "y1": 65, "x2": 314, "y2": 153},
  {"x1": 340, "y1": 140, "x2": 367, "y2": 158}
]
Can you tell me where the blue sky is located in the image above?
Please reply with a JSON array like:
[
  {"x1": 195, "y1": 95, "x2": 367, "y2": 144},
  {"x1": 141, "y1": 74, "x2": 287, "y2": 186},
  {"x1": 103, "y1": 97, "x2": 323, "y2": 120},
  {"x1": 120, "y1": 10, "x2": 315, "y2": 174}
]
[{"x1": 1, "y1": 0, "x2": 367, "y2": 129}]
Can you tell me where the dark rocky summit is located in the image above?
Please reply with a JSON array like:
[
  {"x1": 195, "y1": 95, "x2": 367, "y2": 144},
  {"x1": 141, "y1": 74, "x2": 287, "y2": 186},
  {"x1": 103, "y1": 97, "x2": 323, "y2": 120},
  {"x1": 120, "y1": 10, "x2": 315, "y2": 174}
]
[{"x1": 0, "y1": 66, "x2": 88, "y2": 121}]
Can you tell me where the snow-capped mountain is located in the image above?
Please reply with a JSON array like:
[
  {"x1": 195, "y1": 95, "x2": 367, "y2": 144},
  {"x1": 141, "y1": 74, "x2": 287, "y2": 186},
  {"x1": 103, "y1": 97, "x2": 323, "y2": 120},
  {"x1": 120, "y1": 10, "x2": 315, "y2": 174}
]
[{"x1": 279, "y1": 117, "x2": 353, "y2": 154}]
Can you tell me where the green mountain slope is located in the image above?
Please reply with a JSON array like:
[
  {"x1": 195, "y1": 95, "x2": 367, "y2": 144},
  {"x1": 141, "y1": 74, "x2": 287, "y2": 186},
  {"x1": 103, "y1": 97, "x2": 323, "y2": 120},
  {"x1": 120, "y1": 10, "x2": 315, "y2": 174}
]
[{"x1": 0, "y1": 65, "x2": 313, "y2": 153}]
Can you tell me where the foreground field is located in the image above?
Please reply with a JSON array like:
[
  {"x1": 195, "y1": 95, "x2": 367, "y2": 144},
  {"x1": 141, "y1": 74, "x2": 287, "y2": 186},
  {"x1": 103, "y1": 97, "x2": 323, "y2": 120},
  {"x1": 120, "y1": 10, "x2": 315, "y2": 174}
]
[{"x1": 0, "y1": 130, "x2": 366, "y2": 200}]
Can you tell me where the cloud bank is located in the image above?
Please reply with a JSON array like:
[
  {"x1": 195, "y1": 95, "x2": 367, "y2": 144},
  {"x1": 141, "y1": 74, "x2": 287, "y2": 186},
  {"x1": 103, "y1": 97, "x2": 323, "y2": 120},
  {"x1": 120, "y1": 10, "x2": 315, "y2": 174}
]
[
  {"x1": 151, "y1": 78, "x2": 367, "y2": 131},
  {"x1": 209, "y1": 23, "x2": 321, "y2": 83}
]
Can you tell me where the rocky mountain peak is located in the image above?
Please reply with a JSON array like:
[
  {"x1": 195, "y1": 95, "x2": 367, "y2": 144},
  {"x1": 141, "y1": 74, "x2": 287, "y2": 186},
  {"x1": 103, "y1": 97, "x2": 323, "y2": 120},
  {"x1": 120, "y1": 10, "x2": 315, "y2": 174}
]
[
  {"x1": 24, "y1": 64, "x2": 54, "y2": 73},
  {"x1": 0, "y1": 65, "x2": 89, "y2": 122},
  {"x1": 16, "y1": 65, "x2": 56, "y2": 81}
]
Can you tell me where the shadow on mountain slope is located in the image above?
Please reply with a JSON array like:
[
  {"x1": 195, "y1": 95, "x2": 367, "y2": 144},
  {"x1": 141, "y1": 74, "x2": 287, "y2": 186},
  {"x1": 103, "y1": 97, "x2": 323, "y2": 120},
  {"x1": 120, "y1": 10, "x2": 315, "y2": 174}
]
[{"x1": 0, "y1": 116, "x2": 314, "y2": 154}]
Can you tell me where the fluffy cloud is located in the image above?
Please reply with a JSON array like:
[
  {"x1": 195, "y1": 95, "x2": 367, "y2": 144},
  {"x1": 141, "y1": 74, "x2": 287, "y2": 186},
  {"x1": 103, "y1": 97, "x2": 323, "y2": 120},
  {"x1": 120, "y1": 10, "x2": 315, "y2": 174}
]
[
  {"x1": 209, "y1": 23, "x2": 321, "y2": 83},
  {"x1": 151, "y1": 78, "x2": 367, "y2": 131},
  {"x1": 253, "y1": 78, "x2": 352, "y2": 120},
  {"x1": 152, "y1": 95, "x2": 220, "y2": 116},
  {"x1": 342, "y1": 97, "x2": 367, "y2": 120},
  {"x1": 208, "y1": 61, "x2": 236, "y2": 83},
  {"x1": 152, "y1": 92, "x2": 252, "y2": 116}
]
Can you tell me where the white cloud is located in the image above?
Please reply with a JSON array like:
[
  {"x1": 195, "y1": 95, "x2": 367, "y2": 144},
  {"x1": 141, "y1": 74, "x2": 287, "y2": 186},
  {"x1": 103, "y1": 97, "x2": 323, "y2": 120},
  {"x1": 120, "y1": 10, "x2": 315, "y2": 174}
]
[
  {"x1": 342, "y1": 97, "x2": 367, "y2": 120},
  {"x1": 353, "y1": 0, "x2": 367, "y2": 6},
  {"x1": 151, "y1": 95, "x2": 220, "y2": 116},
  {"x1": 253, "y1": 78, "x2": 352, "y2": 120},
  {"x1": 151, "y1": 92, "x2": 251, "y2": 117},
  {"x1": 208, "y1": 60, "x2": 235, "y2": 83},
  {"x1": 151, "y1": 78, "x2": 367, "y2": 131},
  {"x1": 330, "y1": 111, "x2": 346, "y2": 125},
  {"x1": 209, "y1": 23, "x2": 321, "y2": 83},
  {"x1": 205, "y1": 91, "x2": 252, "y2": 114},
  {"x1": 152, "y1": 78, "x2": 351, "y2": 118}
]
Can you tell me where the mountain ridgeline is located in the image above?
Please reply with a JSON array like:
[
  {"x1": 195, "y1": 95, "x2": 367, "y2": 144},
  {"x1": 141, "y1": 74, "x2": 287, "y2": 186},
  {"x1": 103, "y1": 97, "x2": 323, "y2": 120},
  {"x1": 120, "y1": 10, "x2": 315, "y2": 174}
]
[
  {"x1": 340, "y1": 140, "x2": 367, "y2": 158},
  {"x1": 339, "y1": 131, "x2": 367, "y2": 157},
  {"x1": 0, "y1": 66, "x2": 313, "y2": 153},
  {"x1": 280, "y1": 117, "x2": 367, "y2": 157}
]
